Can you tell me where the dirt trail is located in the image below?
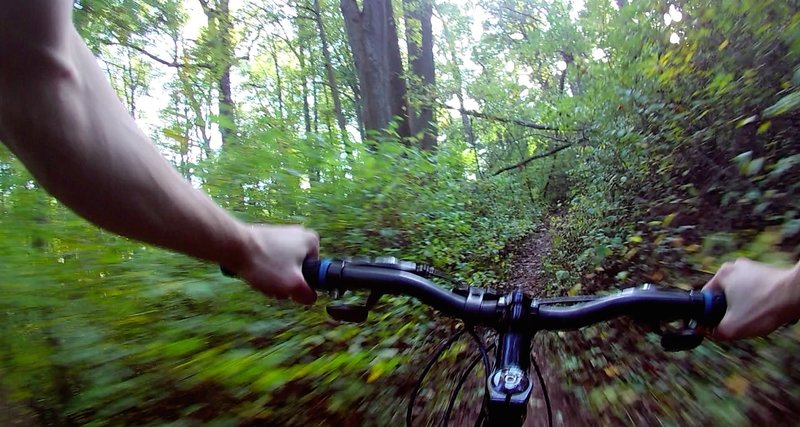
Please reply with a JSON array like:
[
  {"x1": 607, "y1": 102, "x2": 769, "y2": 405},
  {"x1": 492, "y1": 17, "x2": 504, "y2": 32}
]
[
  {"x1": 0, "y1": 388, "x2": 34, "y2": 427},
  {"x1": 504, "y1": 224, "x2": 590, "y2": 427}
]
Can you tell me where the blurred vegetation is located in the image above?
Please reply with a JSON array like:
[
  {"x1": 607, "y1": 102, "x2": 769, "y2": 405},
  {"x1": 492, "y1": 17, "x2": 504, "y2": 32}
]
[
  {"x1": 542, "y1": 0, "x2": 800, "y2": 424},
  {"x1": 0, "y1": 138, "x2": 535, "y2": 425},
  {"x1": 2, "y1": 0, "x2": 800, "y2": 425}
]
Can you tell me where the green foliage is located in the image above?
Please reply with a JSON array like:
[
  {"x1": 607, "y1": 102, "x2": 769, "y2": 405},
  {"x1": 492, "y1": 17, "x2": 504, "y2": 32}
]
[
  {"x1": 541, "y1": 0, "x2": 800, "y2": 423},
  {"x1": 3, "y1": 0, "x2": 800, "y2": 424},
  {"x1": 0, "y1": 127, "x2": 535, "y2": 425}
]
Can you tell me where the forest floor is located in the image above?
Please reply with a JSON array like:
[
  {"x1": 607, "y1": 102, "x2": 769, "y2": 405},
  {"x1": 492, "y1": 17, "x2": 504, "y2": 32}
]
[{"x1": 0, "y1": 387, "x2": 32, "y2": 427}]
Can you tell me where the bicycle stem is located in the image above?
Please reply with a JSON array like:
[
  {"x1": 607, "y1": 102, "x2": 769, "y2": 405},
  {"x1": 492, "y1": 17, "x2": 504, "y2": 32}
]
[{"x1": 485, "y1": 290, "x2": 534, "y2": 426}]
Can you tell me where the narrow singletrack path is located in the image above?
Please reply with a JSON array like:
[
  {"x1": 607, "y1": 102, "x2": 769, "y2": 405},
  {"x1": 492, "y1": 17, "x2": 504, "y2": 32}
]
[{"x1": 503, "y1": 224, "x2": 592, "y2": 427}]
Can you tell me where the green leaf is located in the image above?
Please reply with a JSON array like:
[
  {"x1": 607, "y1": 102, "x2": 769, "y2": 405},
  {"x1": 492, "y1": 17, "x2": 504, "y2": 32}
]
[
  {"x1": 780, "y1": 219, "x2": 800, "y2": 240},
  {"x1": 733, "y1": 151, "x2": 752, "y2": 164},
  {"x1": 736, "y1": 115, "x2": 757, "y2": 128},
  {"x1": 733, "y1": 151, "x2": 752, "y2": 175},
  {"x1": 770, "y1": 154, "x2": 800, "y2": 178},
  {"x1": 747, "y1": 158, "x2": 765, "y2": 176},
  {"x1": 764, "y1": 90, "x2": 800, "y2": 117}
]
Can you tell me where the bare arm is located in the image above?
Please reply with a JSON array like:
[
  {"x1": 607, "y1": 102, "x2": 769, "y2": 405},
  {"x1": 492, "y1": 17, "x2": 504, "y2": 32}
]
[{"x1": 0, "y1": 2, "x2": 317, "y2": 304}]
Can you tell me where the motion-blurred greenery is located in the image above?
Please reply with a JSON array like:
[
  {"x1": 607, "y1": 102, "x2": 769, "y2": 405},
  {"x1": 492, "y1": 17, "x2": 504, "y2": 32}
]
[
  {"x1": 0, "y1": 138, "x2": 535, "y2": 425},
  {"x1": 3, "y1": 0, "x2": 800, "y2": 425}
]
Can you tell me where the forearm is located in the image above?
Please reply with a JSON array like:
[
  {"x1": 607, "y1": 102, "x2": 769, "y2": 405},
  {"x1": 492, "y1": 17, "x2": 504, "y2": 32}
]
[{"x1": 0, "y1": 28, "x2": 251, "y2": 268}]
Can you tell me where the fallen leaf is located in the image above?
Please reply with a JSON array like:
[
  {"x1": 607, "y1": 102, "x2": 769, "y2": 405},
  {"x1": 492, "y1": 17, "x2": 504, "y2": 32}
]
[
  {"x1": 568, "y1": 283, "x2": 583, "y2": 296},
  {"x1": 624, "y1": 248, "x2": 639, "y2": 260},
  {"x1": 725, "y1": 374, "x2": 749, "y2": 396},
  {"x1": 684, "y1": 244, "x2": 701, "y2": 253},
  {"x1": 621, "y1": 388, "x2": 638, "y2": 405},
  {"x1": 367, "y1": 364, "x2": 384, "y2": 383},
  {"x1": 604, "y1": 365, "x2": 620, "y2": 378}
]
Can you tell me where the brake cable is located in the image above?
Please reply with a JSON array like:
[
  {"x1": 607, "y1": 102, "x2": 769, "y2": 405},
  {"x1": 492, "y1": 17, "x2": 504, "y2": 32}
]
[
  {"x1": 531, "y1": 343, "x2": 553, "y2": 427},
  {"x1": 406, "y1": 327, "x2": 466, "y2": 427},
  {"x1": 442, "y1": 342, "x2": 497, "y2": 426}
]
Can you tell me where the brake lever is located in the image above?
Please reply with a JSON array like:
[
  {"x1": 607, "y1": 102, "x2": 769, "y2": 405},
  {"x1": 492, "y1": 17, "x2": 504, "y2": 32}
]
[
  {"x1": 659, "y1": 320, "x2": 705, "y2": 351},
  {"x1": 326, "y1": 291, "x2": 383, "y2": 323},
  {"x1": 661, "y1": 329, "x2": 704, "y2": 351}
]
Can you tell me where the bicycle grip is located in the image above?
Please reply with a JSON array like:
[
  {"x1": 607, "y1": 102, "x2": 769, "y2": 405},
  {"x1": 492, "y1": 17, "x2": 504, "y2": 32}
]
[
  {"x1": 700, "y1": 290, "x2": 726, "y2": 326},
  {"x1": 302, "y1": 258, "x2": 324, "y2": 289}
]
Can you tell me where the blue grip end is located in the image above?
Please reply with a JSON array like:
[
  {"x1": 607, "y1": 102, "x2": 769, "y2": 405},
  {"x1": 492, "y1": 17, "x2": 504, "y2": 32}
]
[{"x1": 319, "y1": 258, "x2": 331, "y2": 289}]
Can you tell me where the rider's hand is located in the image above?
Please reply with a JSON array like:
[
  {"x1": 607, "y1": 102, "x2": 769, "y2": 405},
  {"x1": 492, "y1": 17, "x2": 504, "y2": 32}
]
[
  {"x1": 227, "y1": 224, "x2": 320, "y2": 305},
  {"x1": 702, "y1": 258, "x2": 800, "y2": 339}
]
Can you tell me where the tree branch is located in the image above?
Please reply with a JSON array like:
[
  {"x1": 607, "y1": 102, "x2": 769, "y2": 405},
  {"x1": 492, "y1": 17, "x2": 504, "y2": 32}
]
[
  {"x1": 501, "y1": 6, "x2": 543, "y2": 26},
  {"x1": 528, "y1": 131, "x2": 570, "y2": 143},
  {"x1": 198, "y1": 0, "x2": 213, "y2": 16},
  {"x1": 444, "y1": 104, "x2": 559, "y2": 131},
  {"x1": 102, "y1": 41, "x2": 213, "y2": 69},
  {"x1": 492, "y1": 143, "x2": 573, "y2": 176}
]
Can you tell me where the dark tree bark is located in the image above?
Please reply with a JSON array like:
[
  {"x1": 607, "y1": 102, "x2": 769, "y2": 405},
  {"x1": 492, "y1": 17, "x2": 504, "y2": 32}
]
[
  {"x1": 272, "y1": 48, "x2": 284, "y2": 120},
  {"x1": 403, "y1": 0, "x2": 436, "y2": 150},
  {"x1": 299, "y1": 46, "x2": 312, "y2": 134},
  {"x1": 350, "y1": 78, "x2": 366, "y2": 142},
  {"x1": 199, "y1": 0, "x2": 237, "y2": 146},
  {"x1": 313, "y1": 0, "x2": 350, "y2": 151},
  {"x1": 340, "y1": 0, "x2": 410, "y2": 144},
  {"x1": 442, "y1": 18, "x2": 479, "y2": 176}
]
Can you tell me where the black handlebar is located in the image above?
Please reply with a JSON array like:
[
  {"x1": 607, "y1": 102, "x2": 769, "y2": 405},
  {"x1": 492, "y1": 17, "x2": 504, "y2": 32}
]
[{"x1": 302, "y1": 258, "x2": 726, "y2": 331}]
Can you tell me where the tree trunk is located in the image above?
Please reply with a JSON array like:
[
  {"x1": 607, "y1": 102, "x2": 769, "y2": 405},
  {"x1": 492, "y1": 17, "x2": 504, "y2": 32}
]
[
  {"x1": 314, "y1": 0, "x2": 350, "y2": 152},
  {"x1": 442, "y1": 17, "x2": 479, "y2": 176},
  {"x1": 403, "y1": 0, "x2": 436, "y2": 150},
  {"x1": 272, "y1": 48, "x2": 284, "y2": 120},
  {"x1": 200, "y1": 0, "x2": 237, "y2": 146},
  {"x1": 350, "y1": 78, "x2": 366, "y2": 142},
  {"x1": 299, "y1": 46, "x2": 312, "y2": 134},
  {"x1": 340, "y1": 0, "x2": 410, "y2": 144}
]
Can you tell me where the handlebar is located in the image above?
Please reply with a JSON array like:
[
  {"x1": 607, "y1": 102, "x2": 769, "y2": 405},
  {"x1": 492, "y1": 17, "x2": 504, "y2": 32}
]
[
  {"x1": 301, "y1": 258, "x2": 726, "y2": 331},
  {"x1": 298, "y1": 256, "x2": 727, "y2": 424}
]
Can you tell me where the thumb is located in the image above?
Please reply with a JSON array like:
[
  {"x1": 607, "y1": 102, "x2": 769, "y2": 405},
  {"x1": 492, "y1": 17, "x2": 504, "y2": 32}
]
[
  {"x1": 703, "y1": 262, "x2": 733, "y2": 292},
  {"x1": 702, "y1": 273, "x2": 723, "y2": 292}
]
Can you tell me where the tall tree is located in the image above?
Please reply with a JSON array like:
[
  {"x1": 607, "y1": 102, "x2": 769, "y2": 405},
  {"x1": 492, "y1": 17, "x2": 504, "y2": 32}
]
[
  {"x1": 311, "y1": 0, "x2": 350, "y2": 150},
  {"x1": 340, "y1": 0, "x2": 411, "y2": 143},
  {"x1": 403, "y1": 0, "x2": 437, "y2": 150},
  {"x1": 198, "y1": 0, "x2": 238, "y2": 146},
  {"x1": 440, "y1": 10, "x2": 479, "y2": 175}
]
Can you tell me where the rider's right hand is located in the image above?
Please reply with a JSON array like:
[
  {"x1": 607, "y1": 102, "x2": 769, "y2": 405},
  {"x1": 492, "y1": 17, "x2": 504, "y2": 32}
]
[{"x1": 702, "y1": 258, "x2": 800, "y2": 340}]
